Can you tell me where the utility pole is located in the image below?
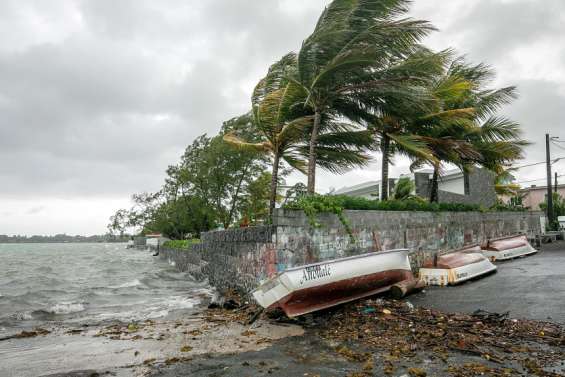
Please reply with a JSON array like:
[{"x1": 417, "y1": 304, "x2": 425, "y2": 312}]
[
  {"x1": 556, "y1": 172, "x2": 559, "y2": 193},
  {"x1": 546, "y1": 134, "x2": 554, "y2": 226}
]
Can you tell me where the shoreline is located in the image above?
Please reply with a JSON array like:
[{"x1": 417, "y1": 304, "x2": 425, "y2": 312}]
[
  {"x1": 0, "y1": 303, "x2": 303, "y2": 377},
  {"x1": 3, "y1": 296, "x2": 563, "y2": 377}
]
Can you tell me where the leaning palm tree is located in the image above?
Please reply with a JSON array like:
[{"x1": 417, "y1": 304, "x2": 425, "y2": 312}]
[
  {"x1": 224, "y1": 59, "x2": 312, "y2": 219},
  {"x1": 412, "y1": 57, "x2": 527, "y2": 202},
  {"x1": 294, "y1": 0, "x2": 436, "y2": 193},
  {"x1": 225, "y1": 54, "x2": 372, "y2": 219}
]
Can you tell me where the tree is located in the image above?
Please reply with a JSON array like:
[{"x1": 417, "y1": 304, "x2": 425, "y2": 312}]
[
  {"x1": 169, "y1": 115, "x2": 267, "y2": 228},
  {"x1": 409, "y1": 56, "x2": 526, "y2": 202},
  {"x1": 107, "y1": 209, "x2": 129, "y2": 237},
  {"x1": 224, "y1": 55, "x2": 313, "y2": 219},
  {"x1": 225, "y1": 54, "x2": 371, "y2": 220},
  {"x1": 109, "y1": 115, "x2": 269, "y2": 236},
  {"x1": 540, "y1": 193, "x2": 565, "y2": 230},
  {"x1": 294, "y1": 0, "x2": 435, "y2": 193},
  {"x1": 143, "y1": 196, "x2": 217, "y2": 238},
  {"x1": 360, "y1": 49, "x2": 447, "y2": 200},
  {"x1": 392, "y1": 177, "x2": 416, "y2": 201},
  {"x1": 238, "y1": 171, "x2": 277, "y2": 225}
]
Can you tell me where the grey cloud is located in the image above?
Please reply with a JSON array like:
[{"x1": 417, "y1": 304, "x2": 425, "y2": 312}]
[
  {"x1": 445, "y1": 0, "x2": 565, "y2": 62},
  {"x1": 0, "y1": 0, "x2": 329, "y2": 199},
  {"x1": 26, "y1": 206, "x2": 45, "y2": 215},
  {"x1": 1, "y1": 0, "x2": 564, "y2": 204}
]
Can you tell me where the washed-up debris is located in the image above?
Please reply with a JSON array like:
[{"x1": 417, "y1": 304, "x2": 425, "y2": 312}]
[
  {"x1": 315, "y1": 299, "x2": 564, "y2": 376},
  {"x1": 0, "y1": 327, "x2": 51, "y2": 341}
]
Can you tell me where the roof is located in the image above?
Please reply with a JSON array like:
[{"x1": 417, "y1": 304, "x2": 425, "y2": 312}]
[
  {"x1": 520, "y1": 184, "x2": 565, "y2": 192},
  {"x1": 333, "y1": 181, "x2": 381, "y2": 195}
]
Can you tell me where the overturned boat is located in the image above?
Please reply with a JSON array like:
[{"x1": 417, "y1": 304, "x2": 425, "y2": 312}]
[
  {"x1": 419, "y1": 245, "x2": 497, "y2": 286},
  {"x1": 481, "y1": 234, "x2": 538, "y2": 261},
  {"x1": 252, "y1": 249, "x2": 414, "y2": 317}
]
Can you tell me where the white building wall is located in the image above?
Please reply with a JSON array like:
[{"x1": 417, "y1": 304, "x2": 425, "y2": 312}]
[{"x1": 439, "y1": 176, "x2": 465, "y2": 195}]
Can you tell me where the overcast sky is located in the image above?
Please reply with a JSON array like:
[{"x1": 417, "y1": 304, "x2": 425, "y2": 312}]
[{"x1": 1, "y1": 0, "x2": 565, "y2": 236}]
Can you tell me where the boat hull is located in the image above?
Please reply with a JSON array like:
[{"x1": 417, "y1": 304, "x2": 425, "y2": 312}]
[
  {"x1": 419, "y1": 255, "x2": 496, "y2": 286},
  {"x1": 482, "y1": 235, "x2": 538, "y2": 261},
  {"x1": 252, "y1": 249, "x2": 413, "y2": 317}
]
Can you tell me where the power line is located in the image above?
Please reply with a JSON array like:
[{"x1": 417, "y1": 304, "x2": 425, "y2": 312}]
[
  {"x1": 512, "y1": 156, "x2": 565, "y2": 170},
  {"x1": 516, "y1": 174, "x2": 565, "y2": 185},
  {"x1": 551, "y1": 141, "x2": 565, "y2": 152}
]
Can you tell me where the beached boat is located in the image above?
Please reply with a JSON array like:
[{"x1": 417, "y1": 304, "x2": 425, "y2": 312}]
[
  {"x1": 251, "y1": 249, "x2": 414, "y2": 317},
  {"x1": 419, "y1": 245, "x2": 497, "y2": 286},
  {"x1": 481, "y1": 234, "x2": 537, "y2": 261}
]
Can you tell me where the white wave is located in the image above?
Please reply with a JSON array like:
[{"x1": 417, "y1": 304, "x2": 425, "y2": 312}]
[
  {"x1": 164, "y1": 295, "x2": 199, "y2": 310},
  {"x1": 147, "y1": 309, "x2": 169, "y2": 318},
  {"x1": 168, "y1": 259, "x2": 176, "y2": 267},
  {"x1": 11, "y1": 311, "x2": 33, "y2": 320},
  {"x1": 95, "y1": 296, "x2": 201, "y2": 322},
  {"x1": 109, "y1": 279, "x2": 143, "y2": 289},
  {"x1": 49, "y1": 302, "x2": 86, "y2": 314}
]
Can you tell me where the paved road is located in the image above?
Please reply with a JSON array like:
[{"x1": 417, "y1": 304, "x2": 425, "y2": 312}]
[{"x1": 410, "y1": 243, "x2": 565, "y2": 323}]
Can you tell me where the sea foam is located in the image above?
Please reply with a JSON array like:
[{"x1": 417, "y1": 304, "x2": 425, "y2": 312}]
[{"x1": 49, "y1": 302, "x2": 86, "y2": 314}]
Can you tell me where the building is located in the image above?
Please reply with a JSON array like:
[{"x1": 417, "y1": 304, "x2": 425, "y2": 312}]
[
  {"x1": 333, "y1": 167, "x2": 497, "y2": 207},
  {"x1": 519, "y1": 184, "x2": 565, "y2": 210},
  {"x1": 333, "y1": 179, "x2": 397, "y2": 199}
]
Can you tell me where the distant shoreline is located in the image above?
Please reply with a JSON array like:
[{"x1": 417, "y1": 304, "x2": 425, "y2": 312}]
[{"x1": 0, "y1": 240, "x2": 128, "y2": 244}]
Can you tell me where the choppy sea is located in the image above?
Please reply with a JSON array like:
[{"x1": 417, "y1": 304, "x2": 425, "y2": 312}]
[{"x1": 0, "y1": 242, "x2": 210, "y2": 336}]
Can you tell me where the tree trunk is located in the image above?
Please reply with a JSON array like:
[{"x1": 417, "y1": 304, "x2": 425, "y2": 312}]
[
  {"x1": 307, "y1": 109, "x2": 322, "y2": 194},
  {"x1": 225, "y1": 165, "x2": 249, "y2": 229},
  {"x1": 430, "y1": 164, "x2": 440, "y2": 203},
  {"x1": 269, "y1": 153, "x2": 281, "y2": 223},
  {"x1": 381, "y1": 134, "x2": 391, "y2": 201}
]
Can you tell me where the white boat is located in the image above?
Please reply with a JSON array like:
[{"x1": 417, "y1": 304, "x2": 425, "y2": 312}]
[
  {"x1": 481, "y1": 234, "x2": 538, "y2": 261},
  {"x1": 252, "y1": 249, "x2": 414, "y2": 317},
  {"x1": 419, "y1": 245, "x2": 497, "y2": 286}
]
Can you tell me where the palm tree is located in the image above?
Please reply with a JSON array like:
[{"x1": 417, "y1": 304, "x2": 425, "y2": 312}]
[
  {"x1": 335, "y1": 48, "x2": 452, "y2": 200},
  {"x1": 294, "y1": 0, "x2": 436, "y2": 193},
  {"x1": 411, "y1": 57, "x2": 527, "y2": 202},
  {"x1": 224, "y1": 55, "x2": 312, "y2": 219},
  {"x1": 225, "y1": 54, "x2": 372, "y2": 219}
]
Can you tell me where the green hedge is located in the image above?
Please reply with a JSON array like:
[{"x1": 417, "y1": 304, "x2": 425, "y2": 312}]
[
  {"x1": 284, "y1": 195, "x2": 488, "y2": 213},
  {"x1": 162, "y1": 239, "x2": 201, "y2": 250},
  {"x1": 284, "y1": 195, "x2": 528, "y2": 214}
]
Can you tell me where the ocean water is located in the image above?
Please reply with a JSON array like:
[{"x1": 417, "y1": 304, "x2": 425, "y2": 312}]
[{"x1": 0, "y1": 243, "x2": 210, "y2": 335}]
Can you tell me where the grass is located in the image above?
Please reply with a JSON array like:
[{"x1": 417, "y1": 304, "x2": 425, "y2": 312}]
[{"x1": 162, "y1": 239, "x2": 201, "y2": 250}]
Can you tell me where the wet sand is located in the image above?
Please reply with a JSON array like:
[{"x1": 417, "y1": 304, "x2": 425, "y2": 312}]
[{"x1": 0, "y1": 311, "x2": 303, "y2": 377}]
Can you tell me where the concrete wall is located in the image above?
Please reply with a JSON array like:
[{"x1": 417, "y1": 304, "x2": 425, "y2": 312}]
[
  {"x1": 415, "y1": 168, "x2": 497, "y2": 207},
  {"x1": 273, "y1": 209, "x2": 541, "y2": 271},
  {"x1": 160, "y1": 209, "x2": 543, "y2": 296}
]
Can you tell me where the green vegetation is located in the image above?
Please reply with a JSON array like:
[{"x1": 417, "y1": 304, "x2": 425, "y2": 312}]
[
  {"x1": 162, "y1": 239, "x2": 201, "y2": 250},
  {"x1": 392, "y1": 177, "x2": 417, "y2": 201},
  {"x1": 109, "y1": 0, "x2": 528, "y2": 239},
  {"x1": 540, "y1": 193, "x2": 565, "y2": 230},
  {"x1": 285, "y1": 195, "x2": 484, "y2": 214}
]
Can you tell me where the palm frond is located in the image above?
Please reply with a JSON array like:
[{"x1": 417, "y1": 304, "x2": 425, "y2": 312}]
[{"x1": 223, "y1": 133, "x2": 271, "y2": 154}]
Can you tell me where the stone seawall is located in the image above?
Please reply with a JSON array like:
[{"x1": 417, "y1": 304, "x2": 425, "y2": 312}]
[
  {"x1": 158, "y1": 245, "x2": 206, "y2": 281},
  {"x1": 162, "y1": 210, "x2": 543, "y2": 296}
]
